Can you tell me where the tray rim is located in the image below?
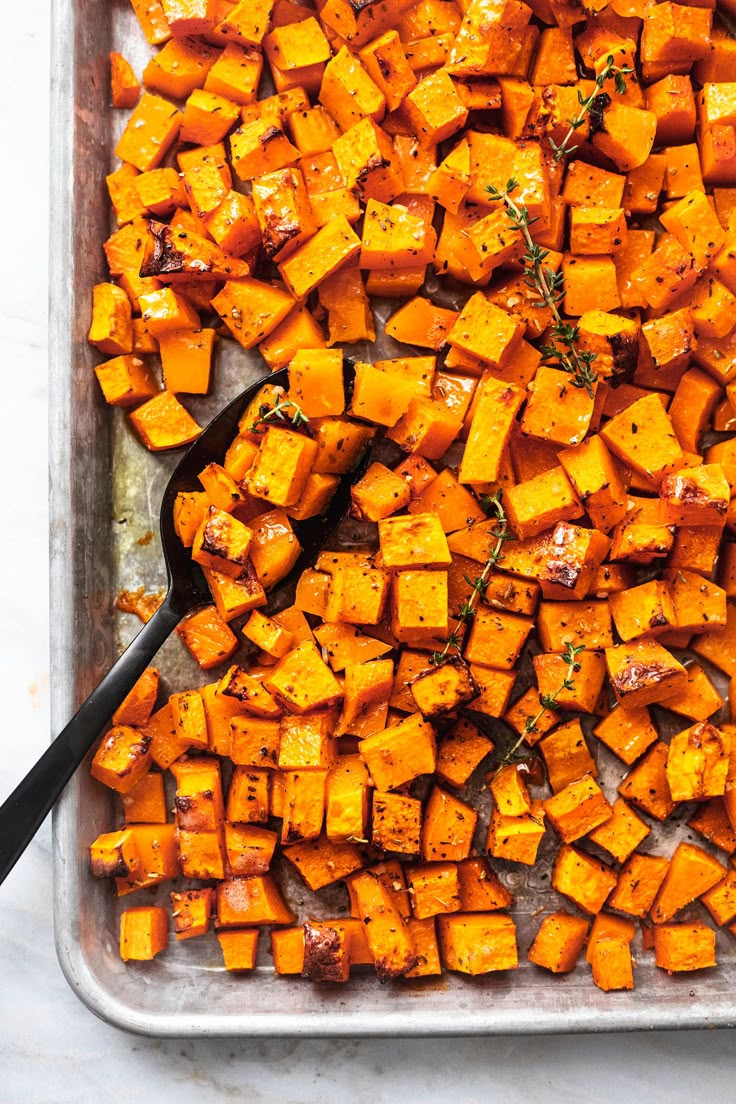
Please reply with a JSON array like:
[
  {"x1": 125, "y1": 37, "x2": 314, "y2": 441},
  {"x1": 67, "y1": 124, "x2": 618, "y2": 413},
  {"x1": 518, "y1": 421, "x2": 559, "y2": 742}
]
[{"x1": 48, "y1": 0, "x2": 736, "y2": 1038}]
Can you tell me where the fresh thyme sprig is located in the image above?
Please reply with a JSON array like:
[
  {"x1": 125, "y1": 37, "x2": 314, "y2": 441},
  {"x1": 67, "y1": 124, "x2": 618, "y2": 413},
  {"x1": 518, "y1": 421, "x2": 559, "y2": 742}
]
[
  {"x1": 493, "y1": 642, "x2": 586, "y2": 774},
  {"x1": 430, "y1": 490, "x2": 514, "y2": 667},
  {"x1": 249, "y1": 397, "x2": 309, "y2": 434},
  {"x1": 550, "y1": 54, "x2": 634, "y2": 162},
  {"x1": 486, "y1": 179, "x2": 598, "y2": 398}
]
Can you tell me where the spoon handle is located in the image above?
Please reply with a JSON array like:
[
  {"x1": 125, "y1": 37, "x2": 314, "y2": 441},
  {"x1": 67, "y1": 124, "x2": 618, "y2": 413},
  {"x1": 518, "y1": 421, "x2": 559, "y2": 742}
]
[{"x1": 0, "y1": 592, "x2": 183, "y2": 887}]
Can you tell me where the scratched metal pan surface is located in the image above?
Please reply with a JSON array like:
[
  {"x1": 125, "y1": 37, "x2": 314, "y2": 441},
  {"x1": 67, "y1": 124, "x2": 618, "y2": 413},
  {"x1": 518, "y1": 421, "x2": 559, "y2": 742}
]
[{"x1": 49, "y1": 0, "x2": 736, "y2": 1037}]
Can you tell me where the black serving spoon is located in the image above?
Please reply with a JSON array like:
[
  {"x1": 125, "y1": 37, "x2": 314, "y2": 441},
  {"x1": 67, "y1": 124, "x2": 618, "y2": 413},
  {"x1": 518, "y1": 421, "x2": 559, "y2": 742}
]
[{"x1": 0, "y1": 360, "x2": 367, "y2": 886}]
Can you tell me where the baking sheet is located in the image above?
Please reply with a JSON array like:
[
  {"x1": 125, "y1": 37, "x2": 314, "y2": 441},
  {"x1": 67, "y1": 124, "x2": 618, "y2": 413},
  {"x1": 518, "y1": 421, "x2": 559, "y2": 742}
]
[{"x1": 49, "y1": 0, "x2": 736, "y2": 1035}]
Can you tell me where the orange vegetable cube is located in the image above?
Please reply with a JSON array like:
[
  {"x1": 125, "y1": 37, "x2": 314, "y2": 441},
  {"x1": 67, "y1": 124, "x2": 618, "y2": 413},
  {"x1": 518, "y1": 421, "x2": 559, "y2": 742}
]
[
  {"x1": 120, "y1": 906, "x2": 168, "y2": 961},
  {"x1": 438, "y1": 914, "x2": 518, "y2": 975},
  {"x1": 91, "y1": 725, "x2": 152, "y2": 794},
  {"x1": 528, "y1": 910, "x2": 590, "y2": 974}
]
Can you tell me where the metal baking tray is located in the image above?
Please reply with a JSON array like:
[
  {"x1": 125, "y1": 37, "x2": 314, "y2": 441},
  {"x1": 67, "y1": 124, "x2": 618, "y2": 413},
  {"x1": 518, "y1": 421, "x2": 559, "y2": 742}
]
[{"x1": 50, "y1": 0, "x2": 736, "y2": 1036}]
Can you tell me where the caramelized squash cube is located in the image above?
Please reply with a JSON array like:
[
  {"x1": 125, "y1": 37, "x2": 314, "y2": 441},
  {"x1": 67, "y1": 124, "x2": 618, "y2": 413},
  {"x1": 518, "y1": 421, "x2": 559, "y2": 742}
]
[
  {"x1": 552, "y1": 844, "x2": 617, "y2": 914},
  {"x1": 120, "y1": 906, "x2": 168, "y2": 961},
  {"x1": 666, "y1": 722, "x2": 731, "y2": 802},
  {"x1": 528, "y1": 910, "x2": 590, "y2": 974},
  {"x1": 360, "y1": 713, "x2": 437, "y2": 792},
  {"x1": 438, "y1": 913, "x2": 517, "y2": 975},
  {"x1": 606, "y1": 639, "x2": 688, "y2": 709},
  {"x1": 265, "y1": 641, "x2": 343, "y2": 714},
  {"x1": 91, "y1": 725, "x2": 152, "y2": 794}
]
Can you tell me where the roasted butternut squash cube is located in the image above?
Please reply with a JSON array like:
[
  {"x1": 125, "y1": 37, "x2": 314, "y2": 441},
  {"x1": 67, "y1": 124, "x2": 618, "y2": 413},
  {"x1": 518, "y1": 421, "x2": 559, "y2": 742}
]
[
  {"x1": 409, "y1": 659, "x2": 479, "y2": 718},
  {"x1": 609, "y1": 495, "x2": 675, "y2": 564},
  {"x1": 115, "y1": 91, "x2": 182, "y2": 172},
  {"x1": 350, "y1": 360, "x2": 416, "y2": 428},
  {"x1": 324, "y1": 565, "x2": 391, "y2": 627},
  {"x1": 112, "y1": 667, "x2": 160, "y2": 729},
  {"x1": 659, "y1": 465, "x2": 730, "y2": 528},
  {"x1": 618, "y1": 741, "x2": 676, "y2": 821},
  {"x1": 217, "y1": 664, "x2": 281, "y2": 718},
  {"x1": 349, "y1": 870, "x2": 418, "y2": 980},
  {"x1": 505, "y1": 466, "x2": 583, "y2": 539},
  {"x1": 420, "y1": 786, "x2": 477, "y2": 863},
  {"x1": 536, "y1": 601, "x2": 612, "y2": 654},
  {"x1": 666, "y1": 722, "x2": 731, "y2": 802},
  {"x1": 288, "y1": 348, "x2": 344, "y2": 418},
  {"x1": 534, "y1": 650, "x2": 606, "y2": 714},
  {"x1": 371, "y1": 792, "x2": 422, "y2": 856},
  {"x1": 249, "y1": 509, "x2": 302, "y2": 589},
  {"x1": 600, "y1": 393, "x2": 684, "y2": 486},
  {"x1": 606, "y1": 639, "x2": 688, "y2": 709},
  {"x1": 216, "y1": 875, "x2": 295, "y2": 927},
  {"x1": 120, "y1": 906, "x2": 168, "y2": 961},
  {"x1": 88, "y1": 283, "x2": 133, "y2": 356},
  {"x1": 663, "y1": 662, "x2": 724, "y2": 722},
  {"x1": 378, "y1": 513, "x2": 451, "y2": 570},
  {"x1": 115, "y1": 823, "x2": 179, "y2": 896},
  {"x1": 391, "y1": 569, "x2": 448, "y2": 644},
  {"x1": 593, "y1": 705, "x2": 658, "y2": 766},
  {"x1": 230, "y1": 117, "x2": 299, "y2": 180},
  {"x1": 522, "y1": 370, "x2": 599, "y2": 452},
  {"x1": 230, "y1": 716, "x2": 280, "y2": 769},
  {"x1": 438, "y1": 913, "x2": 517, "y2": 975},
  {"x1": 278, "y1": 710, "x2": 337, "y2": 770},
  {"x1": 95, "y1": 354, "x2": 159, "y2": 408},
  {"x1": 435, "y1": 718, "x2": 494, "y2": 788},
  {"x1": 326, "y1": 755, "x2": 370, "y2": 842},
  {"x1": 204, "y1": 564, "x2": 267, "y2": 622},
  {"x1": 251, "y1": 167, "x2": 317, "y2": 262},
  {"x1": 332, "y1": 116, "x2": 403, "y2": 204},
  {"x1": 281, "y1": 769, "x2": 328, "y2": 844},
  {"x1": 651, "y1": 841, "x2": 726, "y2": 923},
  {"x1": 360, "y1": 713, "x2": 436, "y2": 792},
  {"x1": 608, "y1": 853, "x2": 670, "y2": 918},
  {"x1": 278, "y1": 215, "x2": 362, "y2": 301},
  {"x1": 448, "y1": 294, "x2": 524, "y2": 370},
  {"x1": 558, "y1": 436, "x2": 628, "y2": 534},
  {"x1": 588, "y1": 796, "x2": 649, "y2": 862},
  {"x1": 226, "y1": 766, "x2": 270, "y2": 824},
  {"x1": 121, "y1": 772, "x2": 167, "y2": 824},
  {"x1": 552, "y1": 844, "x2": 617, "y2": 915},
  {"x1": 265, "y1": 641, "x2": 343, "y2": 714},
  {"x1": 89, "y1": 829, "x2": 142, "y2": 880},
  {"x1": 570, "y1": 206, "x2": 627, "y2": 255},
  {"x1": 284, "y1": 836, "x2": 367, "y2": 892},
  {"x1": 539, "y1": 718, "x2": 597, "y2": 794},
  {"x1": 360, "y1": 199, "x2": 433, "y2": 270},
  {"x1": 351, "y1": 462, "x2": 412, "y2": 522},
  {"x1": 543, "y1": 775, "x2": 612, "y2": 844},
  {"x1": 527, "y1": 910, "x2": 590, "y2": 975},
  {"x1": 700, "y1": 870, "x2": 736, "y2": 927},
  {"x1": 465, "y1": 609, "x2": 533, "y2": 671},
  {"x1": 609, "y1": 580, "x2": 677, "y2": 643},
  {"x1": 406, "y1": 861, "x2": 461, "y2": 919},
  {"x1": 241, "y1": 609, "x2": 292, "y2": 659},
  {"x1": 359, "y1": 30, "x2": 416, "y2": 112},
  {"x1": 459, "y1": 375, "x2": 525, "y2": 484},
  {"x1": 246, "y1": 426, "x2": 318, "y2": 509},
  {"x1": 169, "y1": 888, "x2": 214, "y2": 942},
  {"x1": 91, "y1": 725, "x2": 152, "y2": 794},
  {"x1": 388, "y1": 397, "x2": 463, "y2": 461},
  {"x1": 487, "y1": 800, "x2": 546, "y2": 866},
  {"x1": 191, "y1": 506, "x2": 252, "y2": 578},
  {"x1": 654, "y1": 921, "x2": 716, "y2": 973}
]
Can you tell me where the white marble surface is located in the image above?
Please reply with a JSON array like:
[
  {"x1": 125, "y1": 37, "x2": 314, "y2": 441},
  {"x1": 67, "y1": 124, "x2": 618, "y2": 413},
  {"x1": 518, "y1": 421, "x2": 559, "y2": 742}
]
[{"x1": 2, "y1": 3, "x2": 736, "y2": 1100}]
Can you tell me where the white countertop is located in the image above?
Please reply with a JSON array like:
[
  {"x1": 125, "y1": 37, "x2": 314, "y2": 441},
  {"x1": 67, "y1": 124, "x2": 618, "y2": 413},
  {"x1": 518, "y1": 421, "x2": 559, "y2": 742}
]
[{"x1": 2, "y1": 2, "x2": 736, "y2": 1099}]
